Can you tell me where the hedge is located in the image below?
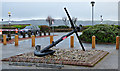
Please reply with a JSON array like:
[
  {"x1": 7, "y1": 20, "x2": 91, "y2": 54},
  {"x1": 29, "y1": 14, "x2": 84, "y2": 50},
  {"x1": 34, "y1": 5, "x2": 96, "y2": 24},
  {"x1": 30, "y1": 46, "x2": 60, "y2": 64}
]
[
  {"x1": 80, "y1": 24, "x2": 120, "y2": 44},
  {"x1": 39, "y1": 25, "x2": 51, "y2": 32}
]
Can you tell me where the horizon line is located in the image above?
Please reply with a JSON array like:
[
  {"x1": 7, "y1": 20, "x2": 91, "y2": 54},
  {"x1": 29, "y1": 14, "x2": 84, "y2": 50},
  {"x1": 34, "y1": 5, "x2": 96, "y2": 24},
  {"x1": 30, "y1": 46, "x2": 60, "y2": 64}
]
[{"x1": 0, "y1": 18, "x2": 118, "y2": 22}]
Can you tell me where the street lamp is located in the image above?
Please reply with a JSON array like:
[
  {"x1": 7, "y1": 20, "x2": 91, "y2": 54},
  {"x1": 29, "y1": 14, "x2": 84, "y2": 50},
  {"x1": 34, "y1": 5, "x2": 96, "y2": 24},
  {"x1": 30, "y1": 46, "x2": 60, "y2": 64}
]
[
  {"x1": 2, "y1": 19, "x2": 3, "y2": 21},
  {"x1": 8, "y1": 12, "x2": 11, "y2": 40},
  {"x1": 100, "y1": 15, "x2": 103, "y2": 24},
  {"x1": 1, "y1": 19, "x2": 3, "y2": 29},
  {"x1": 8, "y1": 12, "x2": 11, "y2": 27},
  {"x1": 91, "y1": 1, "x2": 95, "y2": 26}
]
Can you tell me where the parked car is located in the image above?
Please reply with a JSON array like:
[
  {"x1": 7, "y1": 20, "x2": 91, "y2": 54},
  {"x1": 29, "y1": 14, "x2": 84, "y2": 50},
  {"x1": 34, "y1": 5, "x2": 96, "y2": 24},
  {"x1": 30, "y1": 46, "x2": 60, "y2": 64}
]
[{"x1": 20, "y1": 26, "x2": 40, "y2": 35}]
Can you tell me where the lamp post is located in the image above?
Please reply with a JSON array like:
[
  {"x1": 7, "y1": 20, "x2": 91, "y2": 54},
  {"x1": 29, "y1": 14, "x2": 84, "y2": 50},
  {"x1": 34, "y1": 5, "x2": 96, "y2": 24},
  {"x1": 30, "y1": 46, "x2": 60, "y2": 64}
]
[
  {"x1": 91, "y1": 1, "x2": 95, "y2": 26},
  {"x1": 1, "y1": 19, "x2": 3, "y2": 28},
  {"x1": 100, "y1": 15, "x2": 103, "y2": 24},
  {"x1": 8, "y1": 12, "x2": 11, "y2": 27},
  {"x1": 2, "y1": 19, "x2": 3, "y2": 21},
  {"x1": 8, "y1": 12, "x2": 11, "y2": 40}
]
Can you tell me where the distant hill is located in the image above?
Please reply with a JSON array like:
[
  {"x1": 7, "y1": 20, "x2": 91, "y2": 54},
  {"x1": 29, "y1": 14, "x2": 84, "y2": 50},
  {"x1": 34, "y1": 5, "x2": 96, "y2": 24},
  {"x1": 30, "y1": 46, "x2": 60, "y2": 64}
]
[{"x1": 0, "y1": 19, "x2": 118, "y2": 26}]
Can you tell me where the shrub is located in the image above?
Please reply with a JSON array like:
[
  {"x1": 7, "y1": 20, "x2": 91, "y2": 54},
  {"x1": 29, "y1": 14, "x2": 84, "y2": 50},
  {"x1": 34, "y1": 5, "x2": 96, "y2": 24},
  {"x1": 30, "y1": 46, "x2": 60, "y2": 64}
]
[
  {"x1": 52, "y1": 25, "x2": 69, "y2": 29},
  {"x1": 2, "y1": 25, "x2": 29, "y2": 29},
  {"x1": 81, "y1": 25, "x2": 92, "y2": 31},
  {"x1": 115, "y1": 25, "x2": 120, "y2": 29},
  {"x1": 2, "y1": 26, "x2": 15, "y2": 29},
  {"x1": 2, "y1": 25, "x2": 30, "y2": 34},
  {"x1": 40, "y1": 25, "x2": 51, "y2": 32},
  {"x1": 80, "y1": 24, "x2": 120, "y2": 43},
  {"x1": 54, "y1": 28, "x2": 72, "y2": 32},
  {"x1": 11, "y1": 25, "x2": 29, "y2": 29}
]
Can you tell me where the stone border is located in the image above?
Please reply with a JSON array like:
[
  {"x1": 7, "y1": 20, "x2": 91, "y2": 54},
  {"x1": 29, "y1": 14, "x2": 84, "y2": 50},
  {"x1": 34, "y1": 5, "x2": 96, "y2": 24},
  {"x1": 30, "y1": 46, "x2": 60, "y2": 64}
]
[{"x1": 1, "y1": 50, "x2": 109, "y2": 67}]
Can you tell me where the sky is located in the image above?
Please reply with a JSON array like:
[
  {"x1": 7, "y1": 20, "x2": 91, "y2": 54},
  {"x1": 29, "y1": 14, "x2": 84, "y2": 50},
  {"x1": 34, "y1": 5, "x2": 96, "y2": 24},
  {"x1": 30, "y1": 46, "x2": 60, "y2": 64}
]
[
  {"x1": 0, "y1": 0, "x2": 119, "y2": 21},
  {"x1": 1, "y1": 0, "x2": 119, "y2": 2}
]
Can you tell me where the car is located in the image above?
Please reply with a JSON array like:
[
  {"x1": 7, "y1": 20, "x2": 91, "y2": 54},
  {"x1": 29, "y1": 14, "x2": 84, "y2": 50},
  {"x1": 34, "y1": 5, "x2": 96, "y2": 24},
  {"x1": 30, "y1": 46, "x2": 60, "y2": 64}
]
[{"x1": 20, "y1": 26, "x2": 40, "y2": 35}]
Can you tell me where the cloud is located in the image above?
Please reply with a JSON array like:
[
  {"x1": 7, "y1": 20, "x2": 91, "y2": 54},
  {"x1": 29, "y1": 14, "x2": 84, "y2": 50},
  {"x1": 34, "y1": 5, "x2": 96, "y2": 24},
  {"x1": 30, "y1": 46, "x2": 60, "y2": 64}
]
[{"x1": 1, "y1": 1, "x2": 118, "y2": 21}]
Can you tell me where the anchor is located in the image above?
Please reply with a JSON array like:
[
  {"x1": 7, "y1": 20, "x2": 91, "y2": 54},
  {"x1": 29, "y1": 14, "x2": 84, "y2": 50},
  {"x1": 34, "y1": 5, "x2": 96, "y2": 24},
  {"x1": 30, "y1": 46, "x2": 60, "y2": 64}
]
[{"x1": 34, "y1": 7, "x2": 85, "y2": 57}]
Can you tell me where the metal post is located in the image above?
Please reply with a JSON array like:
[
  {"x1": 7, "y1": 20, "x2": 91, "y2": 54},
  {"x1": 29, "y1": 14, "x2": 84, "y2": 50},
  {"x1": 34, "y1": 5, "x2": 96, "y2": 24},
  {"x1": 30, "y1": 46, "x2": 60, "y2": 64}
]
[
  {"x1": 8, "y1": 12, "x2": 11, "y2": 33},
  {"x1": 92, "y1": 6, "x2": 94, "y2": 26},
  {"x1": 8, "y1": 12, "x2": 11, "y2": 40},
  {"x1": 1, "y1": 19, "x2": 3, "y2": 29},
  {"x1": 100, "y1": 15, "x2": 103, "y2": 24},
  {"x1": 91, "y1": 1, "x2": 95, "y2": 26}
]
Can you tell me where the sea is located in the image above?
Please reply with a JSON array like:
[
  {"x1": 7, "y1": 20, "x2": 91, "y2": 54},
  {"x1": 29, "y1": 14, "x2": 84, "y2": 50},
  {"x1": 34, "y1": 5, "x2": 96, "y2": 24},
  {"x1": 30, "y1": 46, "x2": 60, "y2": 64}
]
[{"x1": 0, "y1": 19, "x2": 118, "y2": 27}]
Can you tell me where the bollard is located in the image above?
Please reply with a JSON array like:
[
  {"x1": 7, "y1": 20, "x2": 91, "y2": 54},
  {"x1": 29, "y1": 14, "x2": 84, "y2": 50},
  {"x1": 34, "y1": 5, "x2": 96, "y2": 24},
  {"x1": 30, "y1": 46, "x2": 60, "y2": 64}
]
[
  {"x1": 3, "y1": 35, "x2": 7, "y2": 45},
  {"x1": 92, "y1": 35, "x2": 95, "y2": 49},
  {"x1": 50, "y1": 36, "x2": 53, "y2": 44},
  {"x1": 116, "y1": 36, "x2": 119, "y2": 50},
  {"x1": 15, "y1": 35, "x2": 18, "y2": 46},
  {"x1": 70, "y1": 36, "x2": 74, "y2": 48},
  {"x1": 44, "y1": 31, "x2": 46, "y2": 36},
  {"x1": 32, "y1": 35, "x2": 35, "y2": 47}
]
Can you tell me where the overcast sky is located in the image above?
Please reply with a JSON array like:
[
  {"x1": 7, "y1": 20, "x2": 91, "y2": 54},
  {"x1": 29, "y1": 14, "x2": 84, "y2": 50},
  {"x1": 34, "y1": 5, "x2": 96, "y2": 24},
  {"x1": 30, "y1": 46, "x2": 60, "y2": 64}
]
[
  {"x1": 0, "y1": 0, "x2": 119, "y2": 21},
  {"x1": 1, "y1": 0, "x2": 119, "y2": 2}
]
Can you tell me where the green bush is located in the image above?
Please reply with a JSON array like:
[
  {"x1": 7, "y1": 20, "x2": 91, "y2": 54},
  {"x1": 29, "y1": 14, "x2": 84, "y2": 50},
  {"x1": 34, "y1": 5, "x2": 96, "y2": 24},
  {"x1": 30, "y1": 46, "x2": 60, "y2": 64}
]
[
  {"x1": 11, "y1": 25, "x2": 29, "y2": 29},
  {"x1": 2, "y1": 25, "x2": 30, "y2": 34},
  {"x1": 54, "y1": 28, "x2": 72, "y2": 32},
  {"x1": 80, "y1": 24, "x2": 120, "y2": 43},
  {"x1": 115, "y1": 25, "x2": 120, "y2": 29},
  {"x1": 2, "y1": 25, "x2": 29, "y2": 29},
  {"x1": 2, "y1": 26, "x2": 15, "y2": 29},
  {"x1": 2, "y1": 31, "x2": 15, "y2": 34},
  {"x1": 81, "y1": 25, "x2": 92, "y2": 31},
  {"x1": 52, "y1": 25, "x2": 69, "y2": 29}
]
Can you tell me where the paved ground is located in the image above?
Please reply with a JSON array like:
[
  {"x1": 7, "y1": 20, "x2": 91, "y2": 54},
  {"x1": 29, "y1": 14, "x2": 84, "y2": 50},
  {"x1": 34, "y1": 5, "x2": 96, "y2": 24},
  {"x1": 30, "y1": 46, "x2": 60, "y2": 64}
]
[{"x1": 0, "y1": 32, "x2": 118, "y2": 69}]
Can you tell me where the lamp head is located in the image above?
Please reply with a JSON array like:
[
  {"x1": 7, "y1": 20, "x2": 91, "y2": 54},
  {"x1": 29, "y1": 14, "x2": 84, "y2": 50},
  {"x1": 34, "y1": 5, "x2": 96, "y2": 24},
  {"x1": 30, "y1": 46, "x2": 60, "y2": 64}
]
[
  {"x1": 8, "y1": 12, "x2": 11, "y2": 15},
  {"x1": 91, "y1": 1, "x2": 95, "y2": 6}
]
